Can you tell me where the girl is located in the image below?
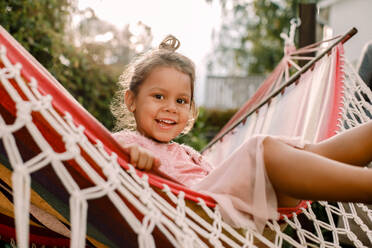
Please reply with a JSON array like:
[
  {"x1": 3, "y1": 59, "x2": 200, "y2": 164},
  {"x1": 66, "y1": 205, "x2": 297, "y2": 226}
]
[{"x1": 111, "y1": 35, "x2": 372, "y2": 233}]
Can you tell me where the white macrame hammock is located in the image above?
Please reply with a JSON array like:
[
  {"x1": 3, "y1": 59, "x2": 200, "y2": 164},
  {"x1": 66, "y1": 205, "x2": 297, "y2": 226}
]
[{"x1": 0, "y1": 25, "x2": 371, "y2": 248}]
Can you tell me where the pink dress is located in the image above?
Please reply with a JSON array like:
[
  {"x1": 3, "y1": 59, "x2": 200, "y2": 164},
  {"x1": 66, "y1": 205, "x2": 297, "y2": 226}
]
[{"x1": 113, "y1": 130, "x2": 307, "y2": 233}]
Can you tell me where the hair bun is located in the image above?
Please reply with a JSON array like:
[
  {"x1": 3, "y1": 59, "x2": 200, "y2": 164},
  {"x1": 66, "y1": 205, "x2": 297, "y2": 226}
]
[{"x1": 159, "y1": 35, "x2": 180, "y2": 52}]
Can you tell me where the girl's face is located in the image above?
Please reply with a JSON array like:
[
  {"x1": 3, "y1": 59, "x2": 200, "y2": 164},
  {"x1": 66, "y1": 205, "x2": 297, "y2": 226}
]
[{"x1": 126, "y1": 66, "x2": 192, "y2": 142}]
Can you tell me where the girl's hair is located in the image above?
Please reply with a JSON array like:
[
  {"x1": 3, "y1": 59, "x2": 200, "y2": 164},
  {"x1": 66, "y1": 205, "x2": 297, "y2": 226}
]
[{"x1": 111, "y1": 35, "x2": 197, "y2": 134}]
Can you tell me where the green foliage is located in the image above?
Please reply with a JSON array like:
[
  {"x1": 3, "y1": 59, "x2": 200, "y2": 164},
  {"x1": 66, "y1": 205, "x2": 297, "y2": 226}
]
[
  {"x1": 51, "y1": 43, "x2": 119, "y2": 128},
  {"x1": 0, "y1": 0, "x2": 117, "y2": 129},
  {"x1": 175, "y1": 107, "x2": 237, "y2": 151},
  {"x1": 248, "y1": 0, "x2": 297, "y2": 74},
  {"x1": 0, "y1": 0, "x2": 71, "y2": 69},
  {"x1": 0, "y1": 1, "x2": 152, "y2": 130},
  {"x1": 208, "y1": 0, "x2": 300, "y2": 75}
]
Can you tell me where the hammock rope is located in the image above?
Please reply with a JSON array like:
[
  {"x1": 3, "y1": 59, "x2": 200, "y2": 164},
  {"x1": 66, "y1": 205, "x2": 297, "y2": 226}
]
[{"x1": 0, "y1": 25, "x2": 372, "y2": 247}]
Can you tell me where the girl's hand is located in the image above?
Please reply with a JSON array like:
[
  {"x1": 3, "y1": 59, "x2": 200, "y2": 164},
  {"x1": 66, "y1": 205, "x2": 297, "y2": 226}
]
[{"x1": 121, "y1": 144, "x2": 160, "y2": 170}]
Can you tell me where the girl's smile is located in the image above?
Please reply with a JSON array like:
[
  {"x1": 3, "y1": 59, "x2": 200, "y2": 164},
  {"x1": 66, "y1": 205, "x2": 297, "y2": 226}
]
[{"x1": 125, "y1": 66, "x2": 192, "y2": 142}]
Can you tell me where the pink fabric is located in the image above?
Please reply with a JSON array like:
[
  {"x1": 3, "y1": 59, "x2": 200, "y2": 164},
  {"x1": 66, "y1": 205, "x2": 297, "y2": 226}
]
[
  {"x1": 113, "y1": 131, "x2": 213, "y2": 186},
  {"x1": 113, "y1": 130, "x2": 307, "y2": 233}
]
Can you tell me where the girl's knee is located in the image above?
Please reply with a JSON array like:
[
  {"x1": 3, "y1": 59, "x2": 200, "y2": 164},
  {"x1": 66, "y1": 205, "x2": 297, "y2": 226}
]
[
  {"x1": 262, "y1": 137, "x2": 295, "y2": 196},
  {"x1": 263, "y1": 136, "x2": 277, "y2": 147},
  {"x1": 263, "y1": 136, "x2": 298, "y2": 169},
  {"x1": 263, "y1": 136, "x2": 286, "y2": 165},
  {"x1": 263, "y1": 136, "x2": 287, "y2": 153}
]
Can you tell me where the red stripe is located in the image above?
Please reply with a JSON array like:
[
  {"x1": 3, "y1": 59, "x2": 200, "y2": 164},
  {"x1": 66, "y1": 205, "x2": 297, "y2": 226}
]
[
  {"x1": 278, "y1": 200, "x2": 311, "y2": 220},
  {"x1": 326, "y1": 43, "x2": 345, "y2": 139},
  {"x1": 0, "y1": 223, "x2": 70, "y2": 246}
]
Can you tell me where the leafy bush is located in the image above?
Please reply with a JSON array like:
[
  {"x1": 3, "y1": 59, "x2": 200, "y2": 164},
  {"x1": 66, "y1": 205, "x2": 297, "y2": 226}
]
[{"x1": 175, "y1": 107, "x2": 237, "y2": 151}]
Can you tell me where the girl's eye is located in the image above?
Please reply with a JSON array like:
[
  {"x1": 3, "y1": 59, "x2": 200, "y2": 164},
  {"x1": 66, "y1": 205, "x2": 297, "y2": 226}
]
[
  {"x1": 154, "y1": 94, "x2": 164, "y2": 100},
  {"x1": 176, "y1": 98, "x2": 187, "y2": 104}
]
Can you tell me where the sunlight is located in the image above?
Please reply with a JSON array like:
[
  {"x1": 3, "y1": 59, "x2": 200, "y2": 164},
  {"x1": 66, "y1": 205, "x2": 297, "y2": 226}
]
[{"x1": 78, "y1": 0, "x2": 221, "y2": 66}]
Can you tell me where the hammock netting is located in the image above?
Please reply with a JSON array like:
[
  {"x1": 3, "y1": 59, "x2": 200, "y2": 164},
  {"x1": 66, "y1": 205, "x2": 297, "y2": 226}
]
[{"x1": 0, "y1": 25, "x2": 372, "y2": 247}]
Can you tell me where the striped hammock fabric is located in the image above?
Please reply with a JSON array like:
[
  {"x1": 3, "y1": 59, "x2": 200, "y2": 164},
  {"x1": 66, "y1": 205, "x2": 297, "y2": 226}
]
[{"x1": 0, "y1": 25, "x2": 372, "y2": 247}]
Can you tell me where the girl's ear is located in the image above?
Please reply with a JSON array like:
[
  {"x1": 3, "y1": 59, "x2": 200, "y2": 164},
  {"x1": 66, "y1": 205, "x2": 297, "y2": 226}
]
[{"x1": 124, "y1": 90, "x2": 136, "y2": 112}]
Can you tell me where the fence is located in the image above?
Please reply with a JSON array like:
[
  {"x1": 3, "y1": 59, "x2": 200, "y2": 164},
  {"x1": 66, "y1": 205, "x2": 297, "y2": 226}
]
[{"x1": 203, "y1": 75, "x2": 266, "y2": 109}]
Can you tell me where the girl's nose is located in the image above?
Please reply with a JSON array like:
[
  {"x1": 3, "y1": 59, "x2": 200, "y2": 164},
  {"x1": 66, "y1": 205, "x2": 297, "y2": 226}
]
[{"x1": 164, "y1": 100, "x2": 177, "y2": 113}]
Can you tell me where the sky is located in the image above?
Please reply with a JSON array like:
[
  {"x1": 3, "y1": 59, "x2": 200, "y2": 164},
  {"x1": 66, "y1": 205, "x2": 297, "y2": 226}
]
[{"x1": 78, "y1": 0, "x2": 222, "y2": 104}]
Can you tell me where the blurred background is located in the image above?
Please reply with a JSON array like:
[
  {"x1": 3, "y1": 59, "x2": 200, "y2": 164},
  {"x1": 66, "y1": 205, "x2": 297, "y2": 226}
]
[{"x1": 1, "y1": 0, "x2": 370, "y2": 150}]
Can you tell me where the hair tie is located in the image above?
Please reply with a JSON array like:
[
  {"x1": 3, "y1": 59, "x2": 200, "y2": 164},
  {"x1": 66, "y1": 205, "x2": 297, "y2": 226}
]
[{"x1": 159, "y1": 35, "x2": 180, "y2": 52}]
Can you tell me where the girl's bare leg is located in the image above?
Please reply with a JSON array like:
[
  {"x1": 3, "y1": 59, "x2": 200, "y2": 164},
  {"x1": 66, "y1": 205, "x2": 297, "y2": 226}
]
[
  {"x1": 263, "y1": 136, "x2": 372, "y2": 207},
  {"x1": 305, "y1": 121, "x2": 372, "y2": 166}
]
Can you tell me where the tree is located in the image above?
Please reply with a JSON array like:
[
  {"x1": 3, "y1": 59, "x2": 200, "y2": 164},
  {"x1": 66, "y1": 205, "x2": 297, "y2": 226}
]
[
  {"x1": 0, "y1": 0, "x2": 72, "y2": 70},
  {"x1": 0, "y1": 1, "x2": 153, "y2": 130},
  {"x1": 207, "y1": 0, "x2": 303, "y2": 76}
]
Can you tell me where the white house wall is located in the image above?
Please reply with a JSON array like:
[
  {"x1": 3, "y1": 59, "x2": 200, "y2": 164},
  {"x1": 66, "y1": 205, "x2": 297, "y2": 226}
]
[{"x1": 324, "y1": 0, "x2": 372, "y2": 64}]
